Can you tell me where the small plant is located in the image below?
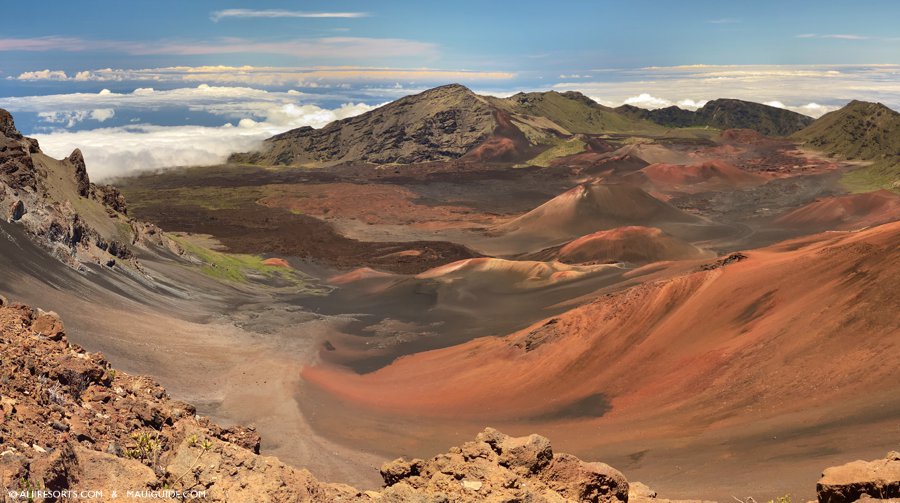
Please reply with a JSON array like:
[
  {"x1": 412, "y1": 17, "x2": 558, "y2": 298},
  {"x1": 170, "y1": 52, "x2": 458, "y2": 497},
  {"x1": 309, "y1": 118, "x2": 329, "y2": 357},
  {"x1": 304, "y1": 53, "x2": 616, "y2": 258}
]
[
  {"x1": 127, "y1": 431, "x2": 161, "y2": 468},
  {"x1": 767, "y1": 495, "x2": 791, "y2": 503},
  {"x1": 17, "y1": 477, "x2": 44, "y2": 503}
]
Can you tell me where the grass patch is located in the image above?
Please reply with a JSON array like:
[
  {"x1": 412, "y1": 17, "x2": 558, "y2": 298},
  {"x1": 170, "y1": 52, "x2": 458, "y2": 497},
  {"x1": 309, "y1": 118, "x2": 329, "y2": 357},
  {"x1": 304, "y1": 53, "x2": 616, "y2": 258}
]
[
  {"x1": 841, "y1": 160, "x2": 900, "y2": 193},
  {"x1": 124, "y1": 186, "x2": 266, "y2": 212},
  {"x1": 527, "y1": 136, "x2": 587, "y2": 167},
  {"x1": 168, "y1": 234, "x2": 321, "y2": 291}
]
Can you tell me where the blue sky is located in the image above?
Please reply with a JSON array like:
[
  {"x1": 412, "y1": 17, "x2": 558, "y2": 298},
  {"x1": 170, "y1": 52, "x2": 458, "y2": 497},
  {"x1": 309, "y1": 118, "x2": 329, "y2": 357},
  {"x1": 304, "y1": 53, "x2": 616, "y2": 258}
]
[
  {"x1": 2, "y1": 0, "x2": 900, "y2": 76},
  {"x1": 1, "y1": 1, "x2": 899, "y2": 179}
]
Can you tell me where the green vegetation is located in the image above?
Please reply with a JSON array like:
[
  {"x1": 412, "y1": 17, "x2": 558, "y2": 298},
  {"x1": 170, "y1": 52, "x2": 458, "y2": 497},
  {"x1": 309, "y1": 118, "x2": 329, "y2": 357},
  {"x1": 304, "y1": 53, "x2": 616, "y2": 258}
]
[
  {"x1": 793, "y1": 100, "x2": 900, "y2": 191},
  {"x1": 842, "y1": 160, "x2": 900, "y2": 193},
  {"x1": 168, "y1": 234, "x2": 320, "y2": 291},
  {"x1": 494, "y1": 91, "x2": 666, "y2": 135},
  {"x1": 527, "y1": 136, "x2": 587, "y2": 167},
  {"x1": 766, "y1": 495, "x2": 792, "y2": 503},
  {"x1": 127, "y1": 431, "x2": 161, "y2": 469},
  {"x1": 124, "y1": 185, "x2": 266, "y2": 212}
]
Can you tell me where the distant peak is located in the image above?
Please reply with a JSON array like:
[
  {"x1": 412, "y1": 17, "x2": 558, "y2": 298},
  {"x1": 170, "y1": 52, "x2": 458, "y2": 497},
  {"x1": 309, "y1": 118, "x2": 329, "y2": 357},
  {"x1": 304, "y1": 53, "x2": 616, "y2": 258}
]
[
  {"x1": 428, "y1": 83, "x2": 475, "y2": 94},
  {"x1": 843, "y1": 99, "x2": 896, "y2": 113}
]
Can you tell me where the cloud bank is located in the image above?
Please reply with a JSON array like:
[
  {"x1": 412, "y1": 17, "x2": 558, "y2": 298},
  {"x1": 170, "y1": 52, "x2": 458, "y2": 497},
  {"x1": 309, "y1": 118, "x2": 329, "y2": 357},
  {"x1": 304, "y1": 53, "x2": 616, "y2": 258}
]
[
  {"x1": 553, "y1": 64, "x2": 900, "y2": 117},
  {"x1": 5, "y1": 85, "x2": 376, "y2": 181},
  {"x1": 13, "y1": 65, "x2": 516, "y2": 86}
]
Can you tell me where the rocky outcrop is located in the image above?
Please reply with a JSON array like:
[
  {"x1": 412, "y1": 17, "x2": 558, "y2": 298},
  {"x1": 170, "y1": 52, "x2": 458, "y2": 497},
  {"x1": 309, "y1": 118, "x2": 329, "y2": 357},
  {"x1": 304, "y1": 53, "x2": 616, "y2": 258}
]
[
  {"x1": 0, "y1": 300, "x2": 364, "y2": 502},
  {"x1": 0, "y1": 108, "x2": 174, "y2": 269},
  {"x1": 378, "y1": 427, "x2": 628, "y2": 503},
  {"x1": 818, "y1": 451, "x2": 900, "y2": 503},
  {"x1": 66, "y1": 149, "x2": 91, "y2": 197}
]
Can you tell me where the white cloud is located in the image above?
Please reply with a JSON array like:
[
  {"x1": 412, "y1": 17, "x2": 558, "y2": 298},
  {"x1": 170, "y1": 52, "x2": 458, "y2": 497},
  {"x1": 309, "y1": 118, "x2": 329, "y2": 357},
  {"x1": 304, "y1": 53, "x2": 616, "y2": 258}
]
[
  {"x1": 210, "y1": 9, "x2": 368, "y2": 22},
  {"x1": 623, "y1": 93, "x2": 673, "y2": 109},
  {"x1": 33, "y1": 124, "x2": 272, "y2": 180},
  {"x1": 16, "y1": 69, "x2": 68, "y2": 81},
  {"x1": 37, "y1": 111, "x2": 89, "y2": 128},
  {"x1": 676, "y1": 99, "x2": 707, "y2": 110},
  {"x1": 9, "y1": 85, "x2": 377, "y2": 181},
  {"x1": 794, "y1": 102, "x2": 836, "y2": 116},
  {"x1": 38, "y1": 108, "x2": 115, "y2": 127},
  {"x1": 13, "y1": 65, "x2": 515, "y2": 86},
  {"x1": 90, "y1": 108, "x2": 115, "y2": 122}
]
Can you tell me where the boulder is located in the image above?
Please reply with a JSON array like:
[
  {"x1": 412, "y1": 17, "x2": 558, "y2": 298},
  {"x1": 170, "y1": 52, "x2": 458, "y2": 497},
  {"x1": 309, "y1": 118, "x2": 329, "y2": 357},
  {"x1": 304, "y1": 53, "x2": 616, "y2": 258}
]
[
  {"x1": 818, "y1": 451, "x2": 900, "y2": 503},
  {"x1": 541, "y1": 453, "x2": 629, "y2": 503}
]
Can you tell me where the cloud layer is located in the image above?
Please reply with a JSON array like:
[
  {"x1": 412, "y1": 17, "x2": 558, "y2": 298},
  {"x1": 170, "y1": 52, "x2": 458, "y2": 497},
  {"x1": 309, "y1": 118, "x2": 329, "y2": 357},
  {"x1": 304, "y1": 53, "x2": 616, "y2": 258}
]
[
  {"x1": 4, "y1": 85, "x2": 376, "y2": 181},
  {"x1": 13, "y1": 65, "x2": 516, "y2": 86}
]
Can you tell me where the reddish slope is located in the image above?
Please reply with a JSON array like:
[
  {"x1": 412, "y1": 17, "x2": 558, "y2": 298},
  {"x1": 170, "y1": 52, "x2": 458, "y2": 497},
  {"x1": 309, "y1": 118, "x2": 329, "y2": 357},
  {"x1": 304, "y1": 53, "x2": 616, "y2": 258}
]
[
  {"x1": 556, "y1": 226, "x2": 713, "y2": 265},
  {"x1": 636, "y1": 160, "x2": 766, "y2": 193},
  {"x1": 490, "y1": 182, "x2": 702, "y2": 247},
  {"x1": 775, "y1": 190, "x2": 900, "y2": 230},
  {"x1": 304, "y1": 222, "x2": 900, "y2": 425}
]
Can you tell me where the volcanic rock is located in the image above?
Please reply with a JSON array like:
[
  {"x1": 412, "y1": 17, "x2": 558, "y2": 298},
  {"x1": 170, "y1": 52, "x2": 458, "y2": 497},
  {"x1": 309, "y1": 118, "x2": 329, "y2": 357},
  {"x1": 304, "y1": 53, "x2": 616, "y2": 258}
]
[{"x1": 818, "y1": 451, "x2": 900, "y2": 503}]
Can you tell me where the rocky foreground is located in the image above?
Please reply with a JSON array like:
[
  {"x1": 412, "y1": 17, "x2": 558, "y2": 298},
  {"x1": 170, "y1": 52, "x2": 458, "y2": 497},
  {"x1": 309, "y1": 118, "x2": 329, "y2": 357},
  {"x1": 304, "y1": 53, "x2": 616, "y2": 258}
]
[{"x1": 0, "y1": 299, "x2": 897, "y2": 502}]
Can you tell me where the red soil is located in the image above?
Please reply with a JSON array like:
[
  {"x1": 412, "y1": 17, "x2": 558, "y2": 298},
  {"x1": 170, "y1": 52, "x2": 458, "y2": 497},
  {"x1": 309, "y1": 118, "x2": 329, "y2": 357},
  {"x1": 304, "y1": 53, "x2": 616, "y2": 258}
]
[
  {"x1": 775, "y1": 190, "x2": 900, "y2": 230},
  {"x1": 259, "y1": 183, "x2": 497, "y2": 228},
  {"x1": 556, "y1": 226, "x2": 712, "y2": 264},
  {"x1": 720, "y1": 128, "x2": 767, "y2": 144},
  {"x1": 492, "y1": 182, "x2": 700, "y2": 243},
  {"x1": 463, "y1": 110, "x2": 535, "y2": 163},
  {"x1": 638, "y1": 160, "x2": 766, "y2": 192},
  {"x1": 262, "y1": 257, "x2": 291, "y2": 268},
  {"x1": 303, "y1": 221, "x2": 900, "y2": 428}
]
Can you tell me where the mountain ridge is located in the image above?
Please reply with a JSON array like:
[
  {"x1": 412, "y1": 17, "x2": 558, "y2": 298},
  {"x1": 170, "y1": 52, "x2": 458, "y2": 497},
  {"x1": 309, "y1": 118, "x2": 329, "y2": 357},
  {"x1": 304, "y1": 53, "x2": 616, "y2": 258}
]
[
  {"x1": 793, "y1": 100, "x2": 900, "y2": 190},
  {"x1": 615, "y1": 98, "x2": 815, "y2": 136},
  {"x1": 231, "y1": 85, "x2": 819, "y2": 168}
]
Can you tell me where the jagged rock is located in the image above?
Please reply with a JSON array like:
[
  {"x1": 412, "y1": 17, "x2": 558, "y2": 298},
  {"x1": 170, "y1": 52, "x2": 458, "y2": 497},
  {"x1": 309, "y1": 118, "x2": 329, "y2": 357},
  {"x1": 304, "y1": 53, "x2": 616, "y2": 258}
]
[
  {"x1": 0, "y1": 109, "x2": 24, "y2": 139},
  {"x1": 0, "y1": 108, "x2": 151, "y2": 268},
  {"x1": 93, "y1": 183, "x2": 128, "y2": 215},
  {"x1": 818, "y1": 451, "x2": 900, "y2": 503},
  {"x1": 67, "y1": 148, "x2": 91, "y2": 197}
]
